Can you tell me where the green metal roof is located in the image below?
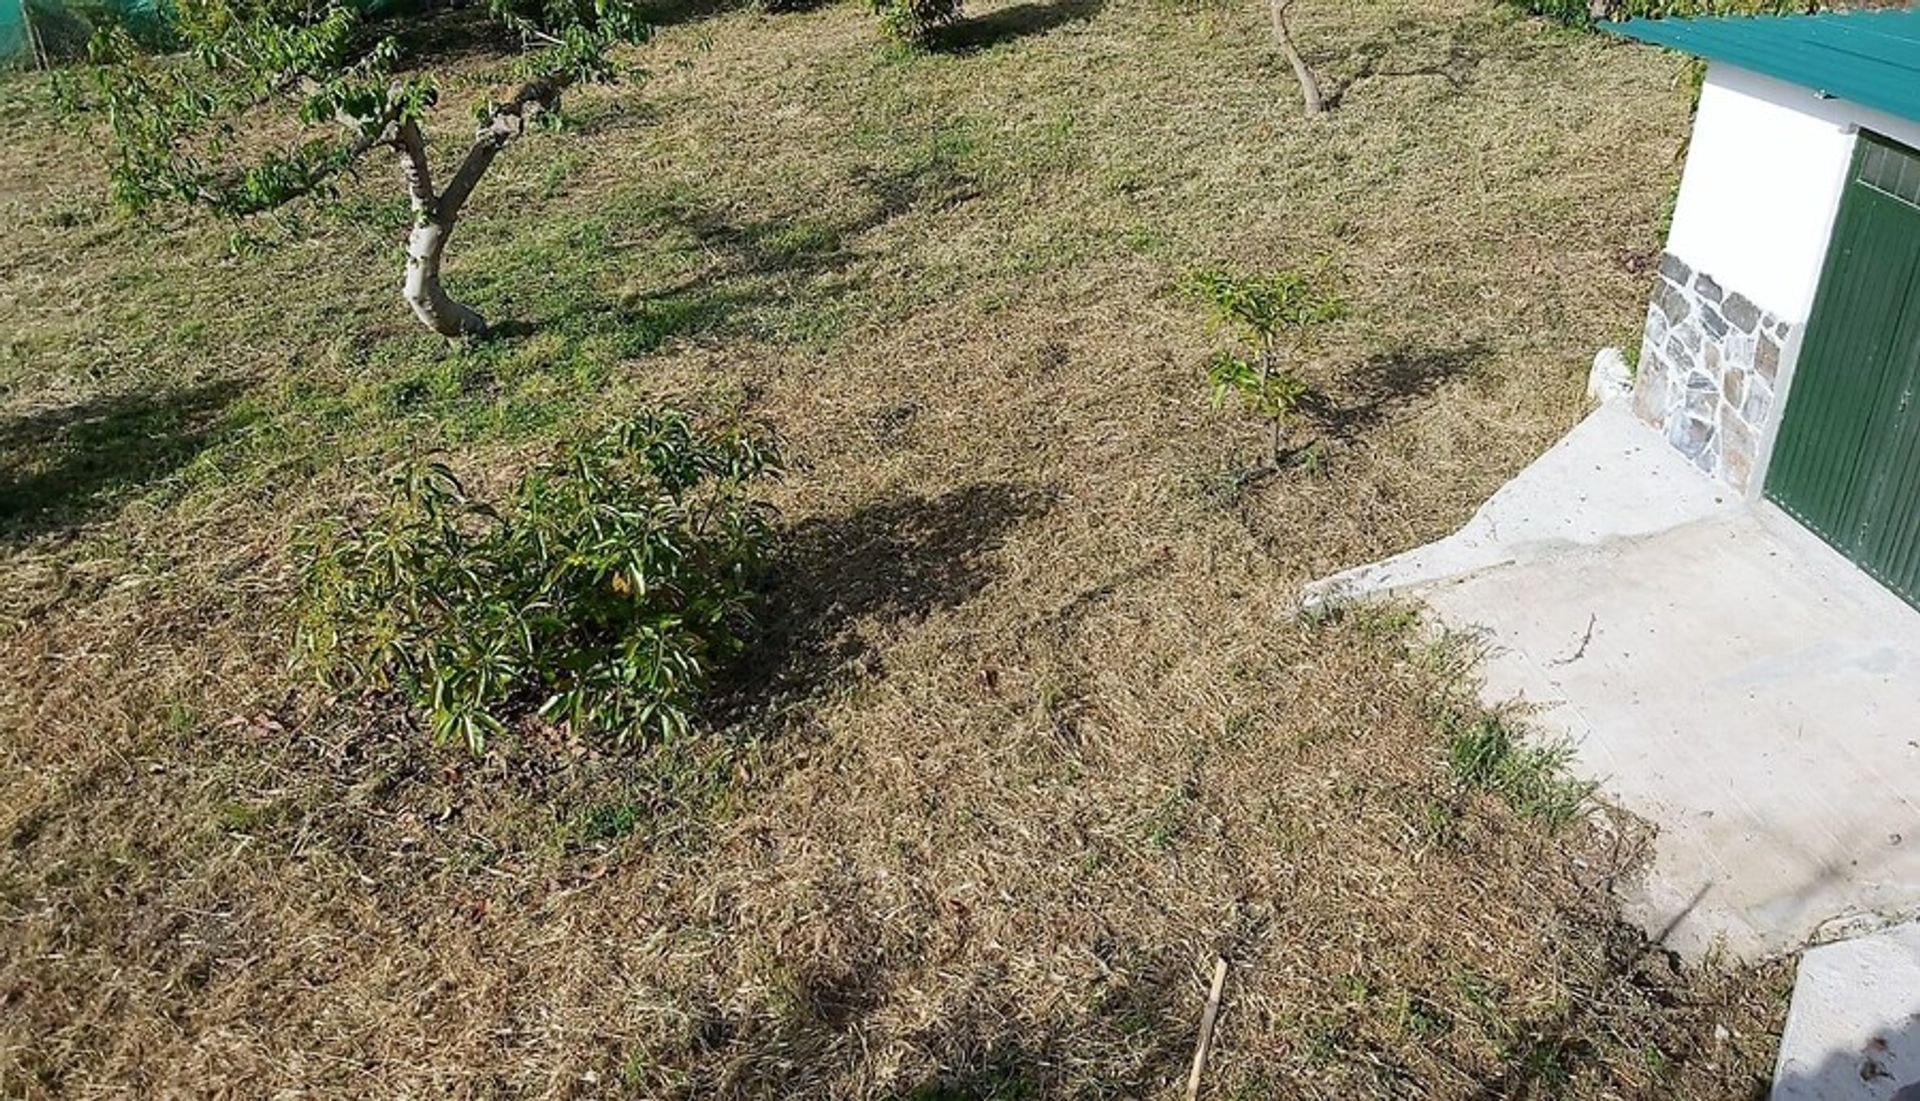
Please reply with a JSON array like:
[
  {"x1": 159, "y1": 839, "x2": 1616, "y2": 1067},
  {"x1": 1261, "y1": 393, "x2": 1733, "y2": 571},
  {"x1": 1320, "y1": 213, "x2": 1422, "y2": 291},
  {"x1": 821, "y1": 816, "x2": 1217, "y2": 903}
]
[{"x1": 1605, "y1": 9, "x2": 1920, "y2": 125}]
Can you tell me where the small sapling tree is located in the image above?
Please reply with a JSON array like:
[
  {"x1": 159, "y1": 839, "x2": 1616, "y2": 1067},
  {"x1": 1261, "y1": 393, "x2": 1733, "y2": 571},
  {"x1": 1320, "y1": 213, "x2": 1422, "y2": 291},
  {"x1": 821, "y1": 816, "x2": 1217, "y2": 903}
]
[
  {"x1": 872, "y1": 0, "x2": 961, "y2": 44},
  {"x1": 1183, "y1": 268, "x2": 1342, "y2": 469},
  {"x1": 59, "y1": 0, "x2": 649, "y2": 339}
]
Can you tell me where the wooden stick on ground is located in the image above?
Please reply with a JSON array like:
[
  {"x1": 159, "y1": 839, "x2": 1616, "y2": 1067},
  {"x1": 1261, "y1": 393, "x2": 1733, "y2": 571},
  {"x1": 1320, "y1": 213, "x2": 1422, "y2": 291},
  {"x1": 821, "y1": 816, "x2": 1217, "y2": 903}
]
[{"x1": 1185, "y1": 957, "x2": 1231, "y2": 1101}]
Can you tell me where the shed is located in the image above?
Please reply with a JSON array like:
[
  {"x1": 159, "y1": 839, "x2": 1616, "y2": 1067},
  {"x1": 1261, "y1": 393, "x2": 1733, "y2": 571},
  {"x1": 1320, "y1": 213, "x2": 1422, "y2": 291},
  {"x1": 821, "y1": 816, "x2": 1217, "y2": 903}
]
[{"x1": 1605, "y1": 9, "x2": 1920, "y2": 608}]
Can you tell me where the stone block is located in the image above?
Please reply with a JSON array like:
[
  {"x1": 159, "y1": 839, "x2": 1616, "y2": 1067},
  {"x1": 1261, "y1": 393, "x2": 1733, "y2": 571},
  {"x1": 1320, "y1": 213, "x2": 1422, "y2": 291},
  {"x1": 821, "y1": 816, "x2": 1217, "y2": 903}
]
[
  {"x1": 1669, "y1": 413, "x2": 1715, "y2": 470},
  {"x1": 1700, "y1": 305, "x2": 1729, "y2": 340},
  {"x1": 1633, "y1": 355, "x2": 1671, "y2": 426},
  {"x1": 1655, "y1": 279, "x2": 1693, "y2": 325},
  {"x1": 1660, "y1": 252, "x2": 1692, "y2": 286},
  {"x1": 1694, "y1": 272, "x2": 1724, "y2": 303},
  {"x1": 1742, "y1": 376, "x2": 1773, "y2": 428},
  {"x1": 1756, "y1": 335, "x2": 1781, "y2": 384},
  {"x1": 1685, "y1": 371, "x2": 1717, "y2": 418},
  {"x1": 1704, "y1": 343, "x2": 1722, "y2": 376},
  {"x1": 1724, "y1": 292, "x2": 1761, "y2": 333},
  {"x1": 1722, "y1": 433, "x2": 1754, "y2": 492},
  {"x1": 1588, "y1": 347, "x2": 1634, "y2": 404},
  {"x1": 1675, "y1": 320, "x2": 1703, "y2": 354},
  {"x1": 1720, "y1": 400, "x2": 1755, "y2": 452},
  {"x1": 1646, "y1": 303, "x2": 1671, "y2": 349},
  {"x1": 1720, "y1": 402, "x2": 1757, "y2": 489},
  {"x1": 1725, "y1": 332, "x2": 1758, "y2": 371},
  {"x1": 1723, "y1": 367, "x2": 1746, "y2": 409},
  {"x1": 1668, "y1": 336, "x2": 1693, "y2": 368}
]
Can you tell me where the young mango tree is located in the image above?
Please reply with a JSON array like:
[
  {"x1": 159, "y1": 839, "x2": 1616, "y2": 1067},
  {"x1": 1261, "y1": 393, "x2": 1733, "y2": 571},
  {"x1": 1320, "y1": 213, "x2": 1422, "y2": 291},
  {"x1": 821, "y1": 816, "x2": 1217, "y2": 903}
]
[
  {"x1": 60, "y1": 0, "x2": 648, "y2": 338},
  {"x1": 1184, "y1": 268, "x2": 1343, "y2": 469}
]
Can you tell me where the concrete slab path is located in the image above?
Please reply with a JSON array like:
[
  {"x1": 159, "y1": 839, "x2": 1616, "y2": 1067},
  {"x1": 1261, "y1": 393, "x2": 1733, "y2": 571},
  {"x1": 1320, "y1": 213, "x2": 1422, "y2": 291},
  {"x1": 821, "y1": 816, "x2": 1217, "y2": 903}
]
[
  {"x1": 1308, "y1": 403, "x2": 1920, "y2": 959},
  {"x1": 1423, "y1": 505, "x2": 1920, "y2": 959},
  {"x1": 1773, "y1": 920, "x2": 1920, "y2": 1100}
]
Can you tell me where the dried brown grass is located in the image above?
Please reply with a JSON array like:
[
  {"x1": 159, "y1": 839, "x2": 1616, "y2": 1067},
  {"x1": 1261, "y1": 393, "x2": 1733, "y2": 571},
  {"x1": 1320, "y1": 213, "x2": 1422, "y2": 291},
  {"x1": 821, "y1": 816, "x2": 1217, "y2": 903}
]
[{"x1": 0, "y1": 0, "x2": 1791, "y2": 1095}]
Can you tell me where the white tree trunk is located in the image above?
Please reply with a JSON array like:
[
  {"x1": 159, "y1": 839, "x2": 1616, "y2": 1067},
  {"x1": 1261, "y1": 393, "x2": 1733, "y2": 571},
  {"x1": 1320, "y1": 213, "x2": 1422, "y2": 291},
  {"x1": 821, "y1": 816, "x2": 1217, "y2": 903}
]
[
  {"x1": 383, "y1": 78, "x2": 567, "y2": 340},
  {"x1": 404, "y1": 218, "x2": 488, "y2": 338},
  {"x1": 1270, "y1": 0, "x2": 1327, "y2": 116}
]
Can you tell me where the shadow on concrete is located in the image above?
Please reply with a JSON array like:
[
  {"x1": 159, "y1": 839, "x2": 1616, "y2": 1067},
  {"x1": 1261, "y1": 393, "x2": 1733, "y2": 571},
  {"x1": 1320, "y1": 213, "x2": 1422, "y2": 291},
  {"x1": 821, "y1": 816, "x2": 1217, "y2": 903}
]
[{"x1": 1769, "y1": 1006, "x2": 1920, "y2": 1100}]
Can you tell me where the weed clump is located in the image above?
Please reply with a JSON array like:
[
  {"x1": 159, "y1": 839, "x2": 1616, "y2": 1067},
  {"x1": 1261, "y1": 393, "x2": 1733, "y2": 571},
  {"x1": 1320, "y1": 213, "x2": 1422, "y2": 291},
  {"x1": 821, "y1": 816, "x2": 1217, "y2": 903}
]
[
  {"x1": 1443, "y1": 711, "x2": 1595, "y2": 830},
  {"x1": 296, "y1": 407, "x2": 781, "y2": 754},
  {"x1": 873, "y1": 0, "x2": 962, "y2": 44}
]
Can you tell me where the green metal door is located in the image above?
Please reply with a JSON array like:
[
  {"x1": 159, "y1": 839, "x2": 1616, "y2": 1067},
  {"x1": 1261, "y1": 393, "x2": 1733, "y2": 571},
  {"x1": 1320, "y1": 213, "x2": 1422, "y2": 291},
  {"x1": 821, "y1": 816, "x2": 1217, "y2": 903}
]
[{"x1": 1766, "y1": 132, "x2": 1920, "y2": 609}]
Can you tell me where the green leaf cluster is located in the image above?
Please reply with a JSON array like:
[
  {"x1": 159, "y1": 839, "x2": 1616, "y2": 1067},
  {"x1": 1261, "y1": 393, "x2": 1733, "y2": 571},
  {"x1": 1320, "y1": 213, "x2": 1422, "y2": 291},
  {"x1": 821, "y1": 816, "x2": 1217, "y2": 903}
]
[
  {"x1": 296, "y1": 408, "x2": 782, "y2": 755},
  {"x1": 1180, "y1": 268, "x2": 1344, "y2": 350},
  {"x1": 56, "y1": 2, "x2": 405, "y2": 214},
  {"x1": 55, "y1": 0, "x2": 645, "y2": 220},
  {"x1": 1203, "y1": 351, "x2": 1308, "y2": 421},
  {"x1": 872, "y1": 0, "x2": 961, "y2": 44}
]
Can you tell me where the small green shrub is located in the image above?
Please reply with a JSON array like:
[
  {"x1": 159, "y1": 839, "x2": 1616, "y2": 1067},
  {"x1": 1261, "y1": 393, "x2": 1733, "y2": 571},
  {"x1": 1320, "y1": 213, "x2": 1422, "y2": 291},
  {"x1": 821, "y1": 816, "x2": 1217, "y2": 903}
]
[
  {"x1": 297, "y1": 408, "x2": 781, "y2": 755},
  {"x1": 873, "y1": 0, "x2": 961, "y2": 44},
  {"x1": 1443, "y1": 713, "x2": 1594, "y2": 831},
  {"x1": 1182, "y1": 268, "x2": 1343, "y2": 469}
]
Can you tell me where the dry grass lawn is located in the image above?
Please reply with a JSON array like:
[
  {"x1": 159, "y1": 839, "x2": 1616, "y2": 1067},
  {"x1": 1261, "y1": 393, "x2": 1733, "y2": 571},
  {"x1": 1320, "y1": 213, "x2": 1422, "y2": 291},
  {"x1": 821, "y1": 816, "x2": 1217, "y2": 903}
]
[{"x1": 0, "y1": 0, "x2": 1793, "y2": 1095}]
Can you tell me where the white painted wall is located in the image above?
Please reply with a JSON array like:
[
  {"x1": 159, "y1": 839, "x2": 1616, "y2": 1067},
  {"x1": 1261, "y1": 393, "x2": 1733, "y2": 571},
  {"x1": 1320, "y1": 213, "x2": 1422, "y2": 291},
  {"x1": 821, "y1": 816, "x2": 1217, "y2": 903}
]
[{"x1": 1666, "y1": 64, "x2": 1920, "y2": 322}]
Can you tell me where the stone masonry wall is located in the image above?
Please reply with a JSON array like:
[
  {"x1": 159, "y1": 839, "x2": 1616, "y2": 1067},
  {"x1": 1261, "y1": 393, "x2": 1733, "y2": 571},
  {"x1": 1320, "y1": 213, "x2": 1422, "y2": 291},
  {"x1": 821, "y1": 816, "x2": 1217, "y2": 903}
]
[{"x1": 1632, "y1": 253, "x2": 1794, "y2": 494}]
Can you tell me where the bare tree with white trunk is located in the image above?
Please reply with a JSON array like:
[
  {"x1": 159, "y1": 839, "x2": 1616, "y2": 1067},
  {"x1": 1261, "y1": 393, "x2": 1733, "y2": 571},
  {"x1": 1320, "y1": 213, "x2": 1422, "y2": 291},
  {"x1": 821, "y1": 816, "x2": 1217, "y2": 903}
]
[
  {"x1": 387, "y1": 76, "x2": 572, "y2": 337},
  {"x1": 62, "y1": 0, "x2": 646, "y2": 340}
]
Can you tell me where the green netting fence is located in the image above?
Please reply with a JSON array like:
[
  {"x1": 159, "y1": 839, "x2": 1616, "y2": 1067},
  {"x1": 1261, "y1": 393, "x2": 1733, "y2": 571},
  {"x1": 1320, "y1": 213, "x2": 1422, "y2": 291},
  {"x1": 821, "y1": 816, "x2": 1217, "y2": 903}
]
[
  {"x1": 2, "y1": 0, "x2": 175, "y2": 67},
  {"x1": 1, "y1": 0, "x2": 402, "y2": 68},
  {"x1": 1, "y1": 0, "x2": 32, "y2": 67}
]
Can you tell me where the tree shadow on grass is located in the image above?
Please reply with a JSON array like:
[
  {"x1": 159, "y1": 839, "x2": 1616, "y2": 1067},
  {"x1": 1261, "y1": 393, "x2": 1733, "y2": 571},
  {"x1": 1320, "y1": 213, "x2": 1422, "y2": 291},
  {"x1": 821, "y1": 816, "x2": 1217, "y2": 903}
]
[
  {"x1": 679, "y1": 949, "x2": 1188, "y2": 1098},
  {"x1": 656, "y1": 156, "x2": 983, "y2": 288},
  {"x1": 1321, "y1": 11, "x2": 1555, "y2": 109},
  {"x1": 0, "y1": 381, "x2": 248, "y2": 545},
  {"x1": 1300, "y1": 340, "x2": 1489, "y2": 442},
  {"x1": 369, "y1": 2, "x2": 524, "y2": 67},
  {"x1": 721, "y1": 482, "x2": 1055, "y2": 712},
  {"x1": 474, "y1": 158, "x2": 981, "y2": 353},
  {"x1": 890, "y1": 958, "x2": 1192, "y2": 1099},
  {"x1": 636, "y1": 0, "x2": 757, "y2": 25},
  {"x1": 927, "y1": 0, "x2": 1105, "y2": 54}
]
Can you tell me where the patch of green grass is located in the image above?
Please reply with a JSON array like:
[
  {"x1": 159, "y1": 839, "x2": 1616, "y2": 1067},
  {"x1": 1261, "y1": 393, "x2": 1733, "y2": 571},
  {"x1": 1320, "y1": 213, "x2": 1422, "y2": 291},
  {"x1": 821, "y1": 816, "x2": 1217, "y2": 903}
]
[
  {"x1": 1443, "y1": 712, "x2": 1594, "y2": 831},
  {"x1": 213, "y1": 799, "x2": 291, "y2": 835},
  {"x1": 1229, "y1": 1074, "x2": 1281, "y2": 1101},
  {"x1": 564, "y1": 800, "x2": 647, "y2": 846},
  {"x1": 1409, "y1": 793, "x2": 1460, "y2": 848},
  {"x1": 1139, "y1": 786, "x2": 1193, "y2": 851},
  {"x1": 1392, "y1": 991, "x2": 1453, "y2": 1039},
  {"x1": 908, "y1": 1067, "x2": 1035, "y2": 1101},
  {"x1": 550, "y1": 741, "x2": 748, "y2": 855}
]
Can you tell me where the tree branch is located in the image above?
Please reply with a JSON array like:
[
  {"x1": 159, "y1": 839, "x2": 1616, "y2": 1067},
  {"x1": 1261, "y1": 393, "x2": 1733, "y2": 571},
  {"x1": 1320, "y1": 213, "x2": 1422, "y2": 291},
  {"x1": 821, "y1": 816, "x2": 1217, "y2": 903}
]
[
  {"x1": 1270, "y1": 0, "x2": 1327, "y2": 116},
  {"x1": 387, "y1": 116, "x2": 437, "y2": 216},
  {"x1": 436, "y1": 75, "x2": 570, "y2": 222}
]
